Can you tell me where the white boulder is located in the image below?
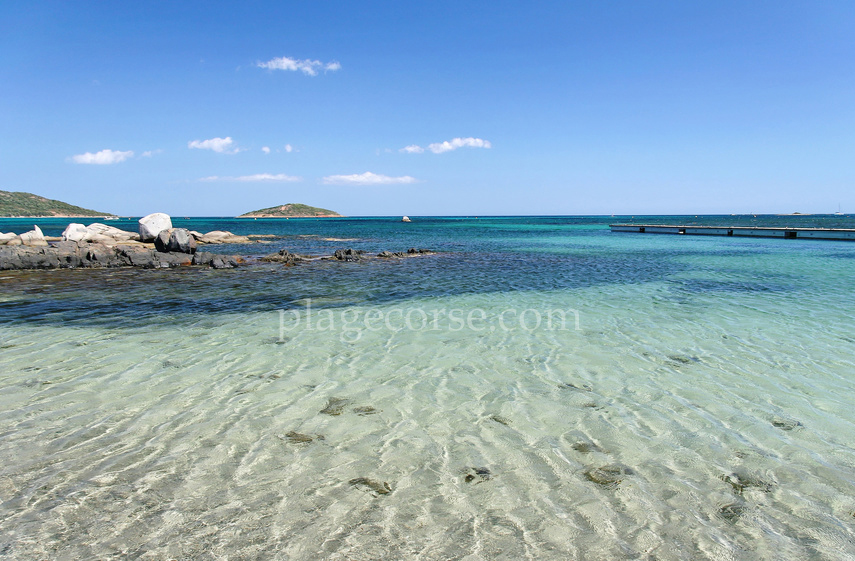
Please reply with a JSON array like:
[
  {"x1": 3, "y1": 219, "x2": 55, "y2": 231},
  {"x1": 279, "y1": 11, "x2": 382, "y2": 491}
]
[
  {"x1": 62, "y1": 223, "x2": 88, "y2": 242},
  {"x1": 20, "y1": 225, "x2": 48, "y2": 247},
  {"x1": 138, "y1": 213, "x2": 173, "y2": 242},
  {"x1": 84, "y1": 223, "x2": 138, "y2": 241},
  {"x1": 0, "y1": 232, "x2": 17, "y2": 245}
]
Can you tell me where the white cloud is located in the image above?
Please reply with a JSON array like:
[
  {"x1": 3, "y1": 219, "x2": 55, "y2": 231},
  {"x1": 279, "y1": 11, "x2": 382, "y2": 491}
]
[
  {"x1": 199, "y1": 173, "x2": 302, "y2": 182},
  {"x1": 140, "y1": 149, "x2": 162, "y2": 158},
  {"x1": 284, "y1": 144, "x2": 293, "y2": 153},
  {"x1": 70, "y1": 149, "x2": 134, "y2": 165},
  {"x1": 428, "y1": 137, "x2": 492, "y2": 154},
  {"x1": 262, "y1": 146, "x2": 271, "y2": 154},
  {"x1": 257, "y1": 56, "x2": 341, "y2": 76},
  {"x1": 188, "y1": 136, "x2": 239, "y2": 154},
  {"x1": 322, "y1": 172, "x2": 418, "y2": 185},
  {"x1": 400, "y1": 145, "x2": 424, "y2": 154}
]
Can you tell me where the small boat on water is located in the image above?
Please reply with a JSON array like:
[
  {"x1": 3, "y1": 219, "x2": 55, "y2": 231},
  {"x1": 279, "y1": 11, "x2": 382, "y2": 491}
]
[{"x1": 401, "y1": 216, "x2": 411, "y2": 222}]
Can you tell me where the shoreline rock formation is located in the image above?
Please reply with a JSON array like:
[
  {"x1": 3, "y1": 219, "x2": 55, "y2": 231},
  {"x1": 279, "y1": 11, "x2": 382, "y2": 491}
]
[{"x1": 0, "y1": 213, "x2": 437, "y2": 271}]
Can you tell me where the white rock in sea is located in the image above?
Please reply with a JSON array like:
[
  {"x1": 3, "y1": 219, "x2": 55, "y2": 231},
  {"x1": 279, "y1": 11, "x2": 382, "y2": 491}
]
[
  {"x1": 0, "y1": 232, "x2": 17, "y2": 245},
  {"x1": 84, "y1": 223, "x2": 138, "y2": 241},
  {"x1": 19, "y1": 225, "x2": 48, "y2": 247},
  {"x1": 138, "y1": 213, "x2": 173, "y2": 242},
  {"x1": 62, "y1": 223, "x2": 88, "y2": 242},
  {"x1": 192, "y1": 230, "x2": 251, "y2": 244}
]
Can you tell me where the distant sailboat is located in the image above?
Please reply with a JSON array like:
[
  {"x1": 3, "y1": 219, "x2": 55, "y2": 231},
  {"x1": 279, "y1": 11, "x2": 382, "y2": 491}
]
[{"x1": 835, "y1": 204, "x2": 843, "y2": 216}]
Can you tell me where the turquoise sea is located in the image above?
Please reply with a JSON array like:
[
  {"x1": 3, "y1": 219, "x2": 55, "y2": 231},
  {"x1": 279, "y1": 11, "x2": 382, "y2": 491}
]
[{"x1": 1, "y1": 215, "x2": 854, "y2": 560}]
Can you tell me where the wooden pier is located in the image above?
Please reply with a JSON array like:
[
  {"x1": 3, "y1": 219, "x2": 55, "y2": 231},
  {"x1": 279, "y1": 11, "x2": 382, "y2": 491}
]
[{"x1": 609, "y1": 224, "x2": 855, "y2": 241}]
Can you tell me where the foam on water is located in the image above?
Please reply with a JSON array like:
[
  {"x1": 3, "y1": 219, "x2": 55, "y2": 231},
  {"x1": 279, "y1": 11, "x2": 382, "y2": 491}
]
[{"x1": 1, "y1": 217, "x2": 854, "y2": 560}]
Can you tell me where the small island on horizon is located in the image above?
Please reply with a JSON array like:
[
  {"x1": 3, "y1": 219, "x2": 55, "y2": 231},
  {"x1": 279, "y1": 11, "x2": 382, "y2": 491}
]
[
  {"x1": 0, "y1": 190, "x2": 111, "y2": 218},
  {"x1": 237, "y1": 203, "x2": 343, "y2": 218}
]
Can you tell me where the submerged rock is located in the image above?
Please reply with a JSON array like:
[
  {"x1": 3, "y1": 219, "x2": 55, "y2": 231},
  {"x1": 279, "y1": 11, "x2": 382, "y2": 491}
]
[
  {"x1": 720, "y1": 472, "x2": 773, "y2": 495},
  {"x1": 349, "y1": 477, "x2": 392, "y2": 496},
  {"x1": 279, "y1": 431, "x2": 325, "y2": 444},
  {"x1": 407, "y1": 248, "x2": 434, "y2": 254},
  {"x1": 571, "y1": 441, "x2": 603, "y2": 454},
  {"x1": 352, "y1": 406, "x2": 380, "y2": 416},
  {"x1": 584, "y1": 464, "x2": 634, "y2": 488},
  {"x1": 320, "y1": 397, "x2": 351, "y2": 416},
  {"x1": 463, "y1": 467, "x2": 492, "y2": 484},
  {"x1": 718, "y1": 501, "x2": 748, "y2": 523},
  {"x1": 771, "y1": 417, "x2": 803, "y2": 431},
  {"x1": 489, "y1": 414, "x2": 512, "y2": 426}
]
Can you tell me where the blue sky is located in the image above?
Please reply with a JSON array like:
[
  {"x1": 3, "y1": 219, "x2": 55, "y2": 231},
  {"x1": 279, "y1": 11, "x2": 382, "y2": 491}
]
[{"x1": 2, "y1": 1, "x2": 853, "y2": 216}]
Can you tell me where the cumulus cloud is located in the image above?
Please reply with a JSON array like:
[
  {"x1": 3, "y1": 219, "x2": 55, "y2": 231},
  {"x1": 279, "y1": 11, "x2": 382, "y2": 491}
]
[
  {"x1": 257, "y1": 56, "x2": 341, "y2": 76},
  {"x1": 199, "y1": 173, "x2": 302, "y2": 182},
  {"x1": 70, "y1": 149, "x2": 134, "y2": 164},
  {"x1": 322, "y1": 172, "x2": 418, "y2": 185},
  {"x1": 262, "y1": 146, "x2": 271, "y2": 154},
  {"x1": 284, "y1": 144, "x2": 293, "y2": 153},
  {"x1": 399, "y1": 145, "x2": 425, "y2": 154},
  {"x1": 428, "y1": 137, "x2": 492, "y2": 154},
  {"x1": 188, "y1": 136, "x2": 239, "y2": 154}
]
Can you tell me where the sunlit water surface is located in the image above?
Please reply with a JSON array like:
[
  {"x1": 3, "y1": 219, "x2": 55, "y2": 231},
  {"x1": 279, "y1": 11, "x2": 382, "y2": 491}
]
[{"x1": 1, "y1": 216, "x2": 854, "y2": 560}]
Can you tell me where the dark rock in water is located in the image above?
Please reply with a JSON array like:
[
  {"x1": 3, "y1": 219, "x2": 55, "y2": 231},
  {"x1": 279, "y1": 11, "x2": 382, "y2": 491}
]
[
  {"x1": 167, "y1": 228, "x2": 197, "y2": 254},
  {"x1": 352, "y1": 406, "x2": 379, "y2": 416},
  {"x1": 668, "y1": 355, "x2": 699, "y2": 365},
  {"x1": 279, "y1": 431, "x2": 325, "y2": 444},
  {"x1": 720, "y1": 472, "x2": 773, "y2": 495},
  {"x1": 0, "y1": 242, "x2": 238, "y2": 270},
  {"x1": 333, "y1": 248, "x2": 365, "y2": 261},
  {"x1": 320, "y1": 397, "x2": 351, "y2": 416},
  {"x1": 377, "y1": 251, "x2": 406, "y2": 258},
  {"x1": 584, "y1": 464, "x2": 634, "y2": 488},
  {"x1": 407, "y1": 248, "x2": 434, "y2": 254},
  {"x1": 718, "y1": 501, "x2": 747, "y2": 523},
  {"x1": 771, "y1": 417, "x2": 803, "y2": 431},
  {"x1": 262, "y1": 249, "x2": 303, "y2": 264},
  {"x1": 559, "y1": 382, "x2": 593, "y2": 392},
  {"x1": 154, "y1": 230, "x2": 171, "y2": 252},
  {"x1": 349, "y1": 477, "x2": 392, "y2": 496},
  {"x1": 463, "y1": 466, "x2": 492, "y2": 484},
  {"x1": 571, "y1": 441, "x2": 603, "y2": 454},
  {"x1": 489, "y1": 414, "x2": 512, "y2": 426}
]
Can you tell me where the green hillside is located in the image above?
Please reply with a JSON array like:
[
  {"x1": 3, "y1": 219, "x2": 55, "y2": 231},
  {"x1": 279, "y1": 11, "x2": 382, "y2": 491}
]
[
  {"x1": 238, "y1": 203, "x2": 342, "y2": 218},
  {"x1": 0, "y1": 190, "x2": 110, "y2": 217}
]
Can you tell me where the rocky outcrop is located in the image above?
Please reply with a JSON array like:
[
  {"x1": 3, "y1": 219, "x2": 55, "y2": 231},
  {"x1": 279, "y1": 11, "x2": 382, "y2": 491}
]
[
  {"x1": 377, "y1": 251, "x2": 406, "y2": 258},
  {"x1": 333, "y1": 248, "x2": 365, "y2": 261},
  {"x1": 0, "y1": 242, "x2": 241, "y2": 270},
  {"x1": 18, "y1": 226, "x2": 48, "y2": 247},
  {"x1": 62, "y1": 222, "x2": 140, "y2": 244},
  {"x1": 138, "y1": 212, "x2": 173, "y2": 242},
  {"x1": 191, "y1": 230, "x2": 252, "y2": 244},
  {"x1": 154, "y1": 228, "x2": 197, "y2": 254},
  {"x1": 261, "y1": 249, "x2": 303, "y2": 264}
]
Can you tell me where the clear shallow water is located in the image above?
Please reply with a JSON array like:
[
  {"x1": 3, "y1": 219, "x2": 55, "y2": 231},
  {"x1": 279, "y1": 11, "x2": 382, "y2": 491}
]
[{"x1": 1, "y1": 216, "x2": 855, "y2": 560}]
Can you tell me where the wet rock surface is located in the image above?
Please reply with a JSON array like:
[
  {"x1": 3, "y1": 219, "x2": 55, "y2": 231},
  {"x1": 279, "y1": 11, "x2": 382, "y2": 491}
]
[{"x1": 349, "y1": 478, "x2": 392, "y2": 496}]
